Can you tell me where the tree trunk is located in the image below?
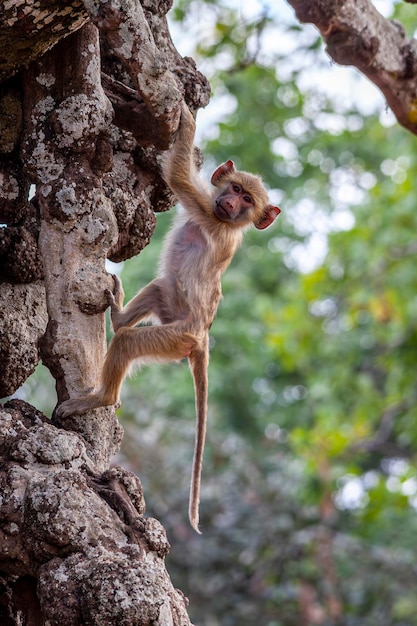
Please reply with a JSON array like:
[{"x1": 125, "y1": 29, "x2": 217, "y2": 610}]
[{"x1": 0, "y1": 1, "x2": 209, "y2": 623}]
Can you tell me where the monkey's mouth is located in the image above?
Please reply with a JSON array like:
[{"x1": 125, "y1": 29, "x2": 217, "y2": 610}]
[{"x1": 214, "y1": 203, "x2": 230, "y2": 222}]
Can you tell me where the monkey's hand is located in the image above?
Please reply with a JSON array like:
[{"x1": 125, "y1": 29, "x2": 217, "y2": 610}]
[
  {"x1": 178, "y1": 100, "x2": 196, "y2": 143},
  {"x1": 106, "y1": 274, "x2": 124, "y2": 332}
]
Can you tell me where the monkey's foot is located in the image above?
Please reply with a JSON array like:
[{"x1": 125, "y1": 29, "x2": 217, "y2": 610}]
[{"x1": 55, "y1": 392, "x2": 116, "y2": 419}]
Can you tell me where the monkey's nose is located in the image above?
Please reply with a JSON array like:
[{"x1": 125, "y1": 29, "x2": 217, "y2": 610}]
[{"x1": 226, "y1": 204, "x2": 240, "y2": 218}]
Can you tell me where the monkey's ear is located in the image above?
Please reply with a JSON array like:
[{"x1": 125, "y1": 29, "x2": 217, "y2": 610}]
[
  {"x1": 255, "y1": 205, "x2": 281, "y2": 230},
  {"x1": 211, "y1": 160, "x2": 236, "y2": 186}
]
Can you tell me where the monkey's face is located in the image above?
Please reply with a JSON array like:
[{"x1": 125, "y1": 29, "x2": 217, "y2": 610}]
[
  {"x1": 213, "y1": 182, "x2": 255, "y2": 226},
  {"x1": 211, "y1": 166, "x2": 280, "y2": 230}
]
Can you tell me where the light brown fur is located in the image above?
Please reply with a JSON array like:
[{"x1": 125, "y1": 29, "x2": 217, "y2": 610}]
[{"x1": 56, "y1": 102, "x2": 280, "y2": 532}]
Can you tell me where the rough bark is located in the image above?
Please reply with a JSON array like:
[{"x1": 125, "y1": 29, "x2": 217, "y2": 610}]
[
  {"x1": 0, "y1": 399, "x2": 191, "y2": 626},
  {"x1": 287, "y1": 0, "x2": 417, "y2": 135},
  {"x1": 0, "y1": 0, "x2": 209, "y2": 623},
  {"x1": 0, "y1": 1, "x2": 89, "y2": 84},
  {"x1": 0, "y1": 283, "x2": 47, "y2": 398}
]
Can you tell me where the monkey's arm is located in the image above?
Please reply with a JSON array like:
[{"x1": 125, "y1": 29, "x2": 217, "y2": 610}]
[{"x1": 162, "y1": 102, "x2": 213, "y2": 219}]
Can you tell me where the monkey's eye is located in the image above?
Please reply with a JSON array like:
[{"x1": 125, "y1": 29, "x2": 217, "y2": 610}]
[
  {"x1": 232, "y1": 184, "x2": 241, "y2": 193},
  {"x1": 243, "y1": 195, "x2": 253, "y2": 204}
]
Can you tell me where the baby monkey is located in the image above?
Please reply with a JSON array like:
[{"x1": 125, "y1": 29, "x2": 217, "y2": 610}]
[{"x1": 57, "y1": 102, "x2": 280, "y2": 532}]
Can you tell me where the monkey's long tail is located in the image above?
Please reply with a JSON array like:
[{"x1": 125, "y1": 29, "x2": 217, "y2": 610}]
[{"x1": 188, "y1": 341, "x2": 209, "y2": 534}]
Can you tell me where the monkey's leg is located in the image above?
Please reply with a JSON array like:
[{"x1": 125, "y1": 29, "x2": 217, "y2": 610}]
[
  {"x1": 109, "y1": 280, "x2": 165, "y2": 331},
  {"x1": 188, "y1": 336, "x2": 209, "y2": 534},
  {"x1": 104, "y1": 323, "x2": 197, "y2": 368},
  {"x1": 56, "y1": 323, "x2": 197, "y2": 419},
  {"x1": 97, "y1": 324, "x2": 198, "y2": 406}
]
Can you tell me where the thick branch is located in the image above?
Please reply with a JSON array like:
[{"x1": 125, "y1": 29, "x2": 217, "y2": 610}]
[{"x1": 287, "y1": 0, "x2": 417, "y2": 135}]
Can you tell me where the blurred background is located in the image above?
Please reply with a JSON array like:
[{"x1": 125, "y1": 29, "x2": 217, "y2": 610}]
[{"x1": 14, "y1": 0, "x2": 417, "y2": 623}]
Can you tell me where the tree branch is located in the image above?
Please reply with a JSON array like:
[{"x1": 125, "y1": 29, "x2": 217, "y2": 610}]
[{"x1": 287, "y1": 0, "x2": 417, "y2": 135}]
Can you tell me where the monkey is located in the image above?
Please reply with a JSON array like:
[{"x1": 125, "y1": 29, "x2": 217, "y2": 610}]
[{"x1": 56, "y1": 101, "x2": 280, "y2": 533}]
